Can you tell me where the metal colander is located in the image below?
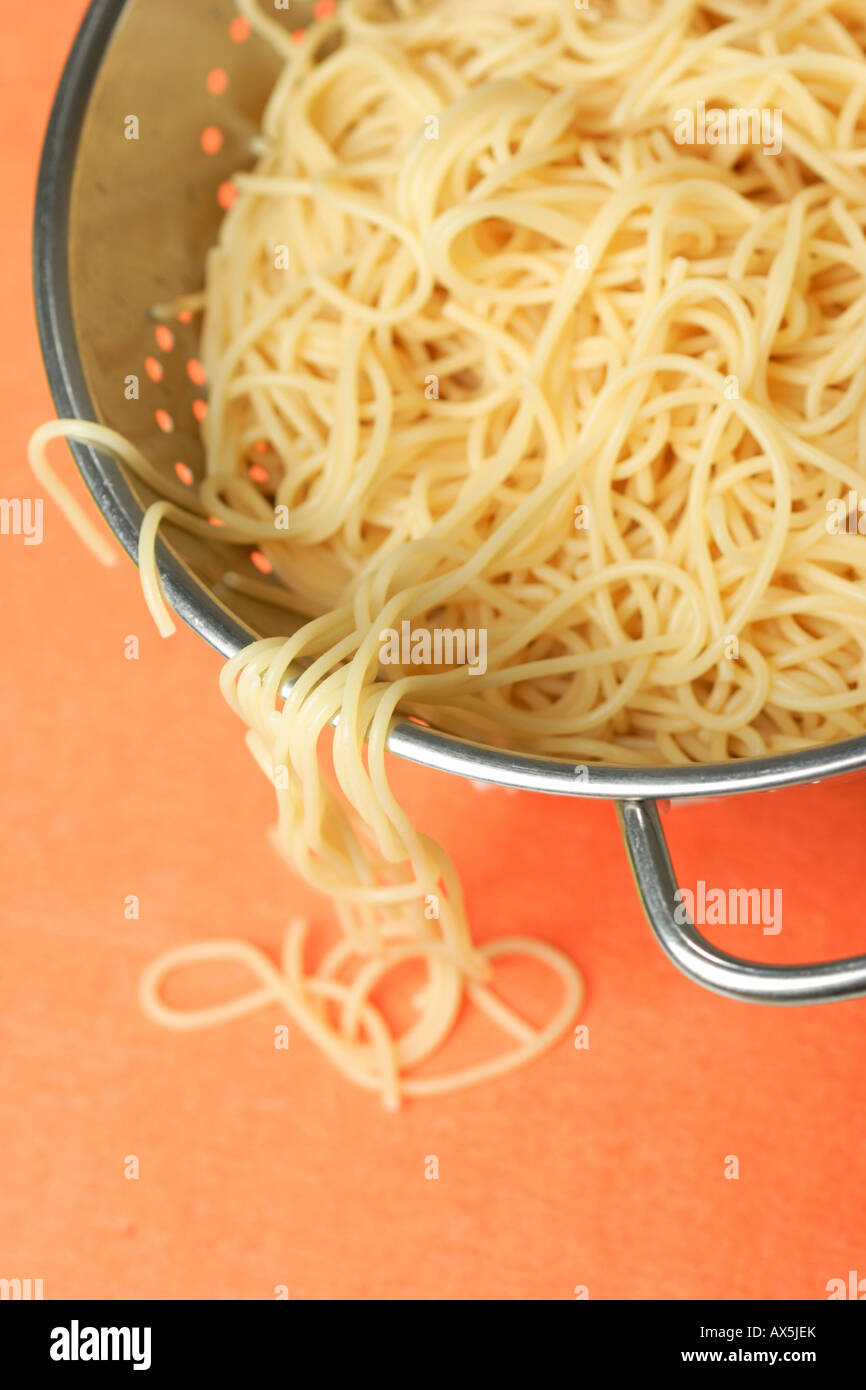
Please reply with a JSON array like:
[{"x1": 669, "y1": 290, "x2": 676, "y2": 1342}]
[{"x1": 34, "y1": 0, "x2": 866, "y2": 1004}]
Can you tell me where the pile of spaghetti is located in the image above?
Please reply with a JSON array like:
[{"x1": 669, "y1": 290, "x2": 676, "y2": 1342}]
[{"x1": 30, "y1": 0, "x2": 866, "y2": 1103}]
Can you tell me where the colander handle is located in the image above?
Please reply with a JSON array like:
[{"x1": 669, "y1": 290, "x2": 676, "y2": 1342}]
[{"x1": 617, "y1": 799, "x2": 866, "y2": 1005}]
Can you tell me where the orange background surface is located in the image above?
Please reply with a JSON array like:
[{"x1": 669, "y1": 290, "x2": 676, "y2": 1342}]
[{"x1": 2, "y1": 0, "x2": 865, "y2": 1302}]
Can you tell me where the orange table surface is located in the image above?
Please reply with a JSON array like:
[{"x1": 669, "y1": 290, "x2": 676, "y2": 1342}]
[{"x1": 2, "y1": 0, "x2": 865, "y2": 1302}]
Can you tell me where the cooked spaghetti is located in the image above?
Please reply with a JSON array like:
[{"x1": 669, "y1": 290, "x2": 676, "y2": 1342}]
[{"x1": 29, "y1": 0, "x2": 866, "y2": 1102}]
